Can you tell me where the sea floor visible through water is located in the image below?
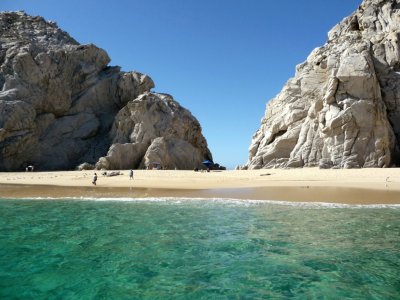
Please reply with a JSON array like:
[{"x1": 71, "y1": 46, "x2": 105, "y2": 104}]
[{"x1": 0, "y1": 198, "x2": 399, "y2": 299}]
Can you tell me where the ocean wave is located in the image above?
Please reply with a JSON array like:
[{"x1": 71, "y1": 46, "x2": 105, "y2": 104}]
[{"x1": 2, "y1": 196, "x2": 400, "y2": 209}]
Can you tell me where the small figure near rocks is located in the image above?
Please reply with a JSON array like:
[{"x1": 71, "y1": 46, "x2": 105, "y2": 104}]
[
  {"x1": 129, "y1": 169, "x2": 134, "y2": 180},
  {"x1": 92, "y1": 173, "x2": 97, "y2": 185}
]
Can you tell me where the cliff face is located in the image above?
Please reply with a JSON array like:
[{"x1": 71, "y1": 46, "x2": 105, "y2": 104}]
[
  {"x1": 246, "y1": 0, "x2": 400, "y2": 169},
  {"x1": 0, "y1": 11, "x2": 212, "y2": 171}
]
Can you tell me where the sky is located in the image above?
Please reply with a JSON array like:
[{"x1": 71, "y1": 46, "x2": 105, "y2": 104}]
[{"x1": 1, "y1": 0, "x2": 362, "y2": 169}]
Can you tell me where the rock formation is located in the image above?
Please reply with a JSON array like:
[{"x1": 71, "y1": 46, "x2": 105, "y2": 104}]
[
  {"x1": 246, "y1": 0, "x2": 400, "y2": 169},
  {"x1": 0, "y1": 11, "x2": 212, "y2": 171},
  {"x1": 96, "y1": 92, "x2": 211, "y2": 170}
]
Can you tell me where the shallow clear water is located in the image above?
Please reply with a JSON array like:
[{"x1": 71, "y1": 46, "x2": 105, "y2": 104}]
[{"x1": 0, "y1": 198, "x2": 399, "y2": 299}]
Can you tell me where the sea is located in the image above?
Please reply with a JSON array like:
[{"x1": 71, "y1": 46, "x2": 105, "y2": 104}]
[{"x1": 0, "y1": 197, "x2": 399, "y2": 299}]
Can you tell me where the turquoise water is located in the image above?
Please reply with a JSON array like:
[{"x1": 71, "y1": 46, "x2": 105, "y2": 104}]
[{"x1": 0, "y1": 198, "x2": 399, "y2": 299}]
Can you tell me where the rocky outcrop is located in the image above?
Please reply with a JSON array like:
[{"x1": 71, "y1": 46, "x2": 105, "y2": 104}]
[
  {"x1": 0, "y1": 11, "x2": 212, "y2": 170},
  {"x1": 246, "y1": 0, "x2": 400, "y2": 169},
  {"x1": 96, "y1": 92, "x2": 211, "y2": 170}
]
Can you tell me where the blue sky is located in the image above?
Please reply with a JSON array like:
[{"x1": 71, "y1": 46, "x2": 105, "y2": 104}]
[{"x1": 2, "y1": 0, "x2": 361, "y2": 169}]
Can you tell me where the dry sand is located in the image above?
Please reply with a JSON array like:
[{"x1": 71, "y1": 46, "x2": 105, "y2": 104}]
[{"x1": 1, "y1": 168, "x2": 400, "y2": 204}]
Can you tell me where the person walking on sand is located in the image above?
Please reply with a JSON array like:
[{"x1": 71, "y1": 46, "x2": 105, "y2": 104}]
[
  {"x1": 129, "y1": 169, "x2": 134, "y2": 180},
  {"x1": 92, "y1": 173, "x2": 97, "y2": 185}
]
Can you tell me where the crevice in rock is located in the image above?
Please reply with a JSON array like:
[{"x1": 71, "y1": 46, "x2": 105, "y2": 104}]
[
  {"x1": 267, "y1": 129, "x2": 287, "y2": 145},
  {"x1": 391, "y1": 2, "x2": 400, "y2": 10},
  {"x1": 348, "y1": 16, "x2": 360, "y2": 31}
]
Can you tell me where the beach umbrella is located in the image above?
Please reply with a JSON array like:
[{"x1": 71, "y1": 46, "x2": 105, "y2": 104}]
[{"x1": 202, "y1": 160, "x2": 213, "y2": 166}]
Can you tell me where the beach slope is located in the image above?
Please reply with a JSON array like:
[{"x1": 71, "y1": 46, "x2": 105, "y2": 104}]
[{"x1": 1, "y1": 168, "x2": 400, "y2": 204}]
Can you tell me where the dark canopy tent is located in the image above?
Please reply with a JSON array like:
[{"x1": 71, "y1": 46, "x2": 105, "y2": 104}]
[{"x1": 202, "y1": 160, "x2": 213, "y2": 167}]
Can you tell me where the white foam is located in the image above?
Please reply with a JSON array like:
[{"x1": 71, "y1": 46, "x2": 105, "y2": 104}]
[{"x1": 3, "y1": 196, "x2": 400, "y2": 209}]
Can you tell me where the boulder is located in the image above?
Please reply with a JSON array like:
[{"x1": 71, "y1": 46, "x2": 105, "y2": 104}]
[{"x1": 96, "y1": 93, "x2": 212, "y2": 170}]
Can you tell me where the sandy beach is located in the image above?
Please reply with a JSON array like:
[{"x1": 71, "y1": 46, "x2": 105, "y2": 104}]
[{"x1": 1, "y1": 168, "x2": 400, "y2": 204}]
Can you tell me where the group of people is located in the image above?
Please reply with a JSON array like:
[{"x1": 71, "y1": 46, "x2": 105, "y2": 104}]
[{"x1": 92, "y1": 170, "x2": 134, "y2": 185}]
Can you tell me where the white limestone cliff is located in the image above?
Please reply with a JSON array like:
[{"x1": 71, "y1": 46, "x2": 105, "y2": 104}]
[{"x1": 246, "y1": 0, "x2": 400, "y2": 169}]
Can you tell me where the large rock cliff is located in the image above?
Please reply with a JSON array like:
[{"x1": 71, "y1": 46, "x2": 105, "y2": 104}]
[
  {"x1": 0, "y1": 11, "x2": 212, "y2": 171},
  {"x1": 246, "y1": 0, "x2": 400, "y2": 169}
]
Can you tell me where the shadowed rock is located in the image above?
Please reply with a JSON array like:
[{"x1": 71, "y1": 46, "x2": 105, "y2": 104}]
[{"x1": 0, "y1": 11, "x2": 212, "y2": 170}]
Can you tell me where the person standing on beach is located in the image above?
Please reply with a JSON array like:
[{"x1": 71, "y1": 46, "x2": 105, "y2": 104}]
[
  {"x1": 92, "y1": 173, "x2": 97, "y2": 185},
  {"x1": 129, "y1": 169, "x2": 134, "y2": 180}
]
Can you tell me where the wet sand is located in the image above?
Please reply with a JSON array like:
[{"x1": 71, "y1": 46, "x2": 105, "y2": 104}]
[
  {"x1": 0, "y1": 184, "x2": 399, "y2": 205},
  {"x1": 1, "y1": 168, "x2": 400, "y2": 204}
]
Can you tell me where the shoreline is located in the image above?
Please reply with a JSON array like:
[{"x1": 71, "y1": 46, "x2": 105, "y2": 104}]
[
  {"x1": 1, "y1": 168, "x2": 400, "y2": 205},
  {"x1": 1, "y1": 184, "x2": 400, "y2": 205}
]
